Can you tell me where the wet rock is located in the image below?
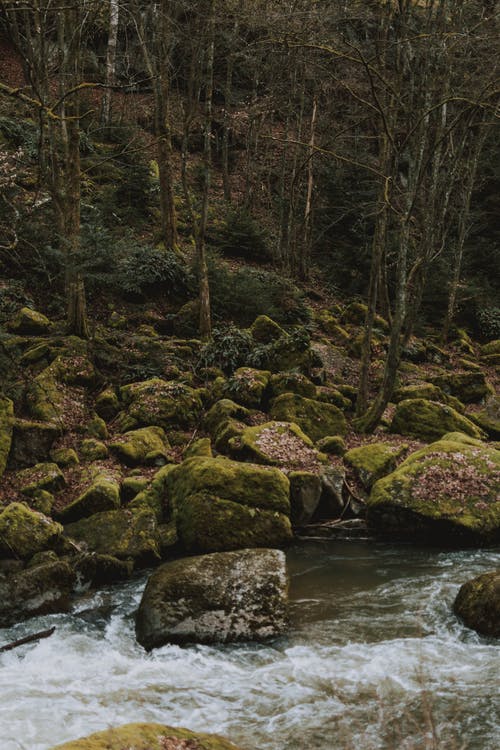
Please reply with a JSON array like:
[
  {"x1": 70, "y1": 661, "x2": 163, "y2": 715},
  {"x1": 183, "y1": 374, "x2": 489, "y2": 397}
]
[
  {"x1": 135, "y1": 548, "x2": 288, "y2": 649},
  {"x1": 48, "y1": 722, "x2": 244, "y2": 750},
  {"x1": 453, "y1": 571, "x2": 500, "y2": 637},
  {"x1": 0, "y1": 559, "x2": 75, "y2": 627},
  {"x1": 289, "y1": 471, "x2": 322, "y2": 525},
  {"x1": 0, "y1": 503, "x2": 64, "y2": 559},
  {"x1": 74, "y1": 553, "x2": 133, "y2": 587}
]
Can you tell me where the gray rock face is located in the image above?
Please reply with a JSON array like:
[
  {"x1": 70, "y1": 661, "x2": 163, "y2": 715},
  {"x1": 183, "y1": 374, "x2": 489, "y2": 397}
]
[{"x1": 135, "y1": 548, "x2": 288, "y2": 650}]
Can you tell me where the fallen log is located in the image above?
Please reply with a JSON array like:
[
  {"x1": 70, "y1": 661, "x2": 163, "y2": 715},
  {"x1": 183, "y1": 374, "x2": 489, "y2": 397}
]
[{"x1": 0, "y1": 626, "x2": 56, "y2": 652}]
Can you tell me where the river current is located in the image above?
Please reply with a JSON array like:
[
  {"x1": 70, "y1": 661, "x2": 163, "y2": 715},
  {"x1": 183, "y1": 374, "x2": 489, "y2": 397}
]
[{"x1": 1, "y1": 541, "x2": 499, "y2": 750}]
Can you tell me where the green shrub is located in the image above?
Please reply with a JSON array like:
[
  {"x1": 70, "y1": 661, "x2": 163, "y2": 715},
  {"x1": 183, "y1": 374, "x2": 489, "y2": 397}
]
[
  {"x1": 476, "y1": 306, "x2": 500, "y2": 340},
  {"x1": 208, "y1": 208, "x2": 271, "y2": 262},
  {"x1": 115, "y1": 243, "x2": 190, "y2": 298},
  {"x1": 0, "y1": 279, "x2": 33, "y2": 322},
  {"x1": 197, "y1": 325, "x2": 254, "y2": 374}
]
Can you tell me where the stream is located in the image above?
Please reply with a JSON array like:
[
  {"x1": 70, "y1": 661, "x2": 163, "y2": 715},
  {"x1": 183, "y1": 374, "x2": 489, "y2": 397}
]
[{"x1": 1, "y1": 540, "x2": 499, "y2": 750}]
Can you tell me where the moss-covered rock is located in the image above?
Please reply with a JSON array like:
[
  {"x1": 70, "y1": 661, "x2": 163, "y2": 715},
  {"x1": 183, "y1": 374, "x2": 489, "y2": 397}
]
[
  {"x1": 118, "y1": 378, "x2": 203, "y2": 430},
  {"x1": 94, "y1": 387, "x2": 120, "y2": 421},
  {"x1": 390, "y1": 399, "x2": 485, "y2": 441},
  {"x1": 270, "y1": 392, "x2": 346, "y2": 442},
  {"x1": 431, "y1": 371, "x2": 492, "y2": 404},
  {"x1": 184, "y1": 437, "x2": 212, "y2": 459},
  {"x1": 8, "y1": 418, "x2": 60, "y2": 469},
  {"x1": 0, "y1": 502, "x2": 64, "y2": 558},
  {"x1": 229, "y1": 420, "x2": 324, "y2": 471},
  {"x1": 18, "y1": 461, "x2": 65, "y2": 496},
  {"x1": 316, "y1": 436, "x2": 346, "y2": 455},
  {"x1": 79, "y1": 439, "x2": 109, "y2": 462},
  {"x1": 128, "y1": 463, "x2": 177, "y2": 520},
  {"x1": 316, "y1": 386, "x2": 352, "y2": 410},
  {"x1": 31, "y1": 489, "x2": 54, "y2": 515},
  {"x1": 367, "y1": 435, "x2": 500, "y2": 543},
  {"x1": 0, "y1": 559, "x2": 75, "y2": 627},
  {"x1": 453, "y1": 571, "x2": 500, "y2": 637},
  {"x1": 204, "y1": 398, "x2": 250, "y2": 434},
  {"x1": 136, "y1": 548, "x2": 287, "y2": 649},
  {"x1": 470, "y1": 396, "x2": 500, "y2": 440},
  {"x1": 393, "y1": 383, "x2": 445, "y2": 403},
  {"x1": 269, "y1": 372, "x2": 316, "y2": 399},
  {"x1": 7, "y1": 306, "x2": 51, "y2": 335},
  {"x1": 49, "y1": 722, "x2": 244, "y2": 750},
  {"x1": 57, "y1": 472, "x2": 121, "y2": 523},
  {"x1": 0, "y1": 395, "x2": 14, "y2": 477},
  {"x1": 73, "y1": 553, "x2": 133, "y2": 587},
  {"x1": 481, "y1": 339, "x2": 500, "y2": 357},
  {"x1": 213, "y1": 418, "x2": 247, "y2": 454},
  {"x1": 250, "y1": 314, "x2": 285, "y2": 343},
  {"x1": 50, "y1": 447, "x2": 79, "y2": 467},
  {"x1": 26, "y1": 368, "x2": 65, "y2": 423},
  {"x1": 166, "y1": 456, "x2": 292, "y2": 552},
  {"x1": 85, "y1": 415, "x2": 108, "y2": 440},
  {"x1": 221, "y1": 367, "x2": 271, "y2": 408},
  {"x1": 344, "y1": 442, "x2": 407, "y2": 490},
  {"x1": 64, "y1": 507, "x2": 160, "y2": 567},
  {"x1": 109, "y1": 426, "x2": 169, "y2": 467}
]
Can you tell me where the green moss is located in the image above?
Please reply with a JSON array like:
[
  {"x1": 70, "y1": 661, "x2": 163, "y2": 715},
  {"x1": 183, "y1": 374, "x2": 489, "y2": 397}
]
[
  {"x1": 109, "y1": 426, "x2": 169, "y2": 467},
  {"x1": 18, "y1": 462, "x2": 65, "y2": 496},
  {"x1": 94, "y1": 387, "x2": 120, "y2": 421},
  {"x1": 344, "y1": 442, "x2": 407, "y2": 489},
  {"x1": 31, "y1": 489, "x2": 54, "y2": 515},
  {"x1": 118, "y1": 378, "x2": 203, "y2": 430},
  {"x1": 7, "y1": 306, "x2": 51, "y2": 335},
  {"x1": 213, "y1": 418, "x2": 246, "y2": 453},
  {"x1": 250, "y1": 314, "x2": 285, "y2": 343},
  {"x1": 390, "y1": 398, "x2": 485, "y2": 441},
  {"x1": 128, "y1": 463, "x2": 177, "y2": 520},
  {"x1": 26, "y1": 369, "x2": 64, "y2": 423},
  {"x1": 184, "y1": 437, "x2": 212, "y2": 459},
  {"x1": 204, "y1": 399, "x2": 250, "y2": 434},
  {"x1": 166, "y1": 456, "x2": 290, "y2": 515},
  {"x1": 177, "y1": 492, "x2": 292, "y2": 552},
  {"x1": 431, "y1": 371, "x2": 492, "y2": 404},
  {"x1": 270, "y1": 392, "x2": 347, "y2": 442},
  {"x1": 0, "y1": 396, "x2": 14, "y2": 477},
  {"x1": 221, "y1": 367, "x2": 271, "y2": 408},
  {"x1": 121, "y1": 476, "x2": 150, "y2": 502},
  {"x1": 481, "y1": 339, "x2": 500, "y2": 357},
  {"x1": 80, "y1": 439, "x2": 109, "y2": 462},
  {"x1": 316, "y1": 436, "x2": 346, "y2": 455},
  {"x1": 229, "y1": 420, "x2": 323, "y2": 470},
  {"x1": 50, "y1": 447, "x2": 79, "y2": 467},
  {"x1": 453, "y1": 571, "x2": 500, "y2": 637},
  {"x1": 0, "y1": 502, "x2": 63, "y2": 558},
  {"x1": 57, "y1": 472, "x2": 121, "y2": 523},
  {"x1": 85, "y1": 415, "x2": 108, "y2": 440},
  {"x1": 48, "y1": 722, "x2": 244, "y2": 750},
  {"x1": 316, "y1": 386, "x2": 352, "y2": 410},
  {"x1": 64, "y1": 507, "x2": 160, "y2": 567},
  {"x1": 269, "y1": 372, "x2": 316, "y2": 399}
]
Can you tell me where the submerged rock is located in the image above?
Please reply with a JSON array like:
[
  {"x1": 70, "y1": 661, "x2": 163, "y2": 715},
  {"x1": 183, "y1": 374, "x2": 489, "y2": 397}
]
[
  {"x1": 453, "y1": 570, "x2": 500, "y2": 637},
  {"x1": 49, "y1": 722, "x2": 244, "y2": 750},
  {"x1": 367, "y1": 433, "x2": 500, "y2": 543},
  {"x1": 135, "y1": 548, "x2": 288, "y2": 649}
]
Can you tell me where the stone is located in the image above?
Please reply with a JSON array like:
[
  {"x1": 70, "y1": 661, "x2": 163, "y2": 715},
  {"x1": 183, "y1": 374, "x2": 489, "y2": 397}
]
[
  {"x1": 431, "y1": 371, "x2": 492, "y2": 404},
  {"x1": 0, "y1": 560, "x2": 75, "y2": 627},
  {"x1": 184, "y1": 437, "x2": 212, "y2": 459},
  {"x1": 289, "y1": 471, "x2": 322, "y2": 525},
  {"x1": 64, "y1": 507, "x2": 160, "y2": 568},
  {"x1": 57, "y1": 471, "x2": 121, "y2": 523},
  {"x1": 50, "y1": 447, "x2": 79, "y2": 467},
  {"x1": 0, "y1": 503, "x2": 64, "y2": 559},
  {"x1": 270, "y1": 392, "x2": 347, "y2": 442},
  {"x1": 453, "y1": 571, "x2": 500, "y2": 637},
  {"x1": 109, "y1": 426, "x2": 169, "y2": 467},
  {"x1": 79, "y1": 439, "x2": 109, "y2": 462},
  {"x1": 8, "y1": 418, "x2": 61, "y2": 469},
  {"x1": 118, "y1": 378, "x2": 203, "y2": 431},
  {"x1": 229, "y1": 420, "x2": 324, "y2": 470},
  {"x1": 7, "y1": 306, "x2": 51, "y2": 335},
  {"x1": 344, "y1": 442, "x2": 407, "y2": 489},
  {"x1": 316, "y1": 436, "x2": 346, "y2": 455},
  {"x1": 94, "y1": 387, "x2": 120, "y2": 421},
  {"x1": 481, "y1": 339, "x2": 500, "y2": 357},
  {"x1": 0, "y1": 396, "x2": 14, "y2": 477},
  {"x1": 48, "y1": 723, "x2": 244, "y2": 750},
  {"x1": 221, "y1": 367, "x2": 271, "y2": 408},
  {"x1": 73, "y1": 553, "x2": 133, "y2": 587},
  {"x1": 18, "y1": 462, "x2": 65, "y2": 496},
  {"x1": 204, "y1": 398, "x2": 251, "y2": 435},
  {"x1": 250, "y1": 314, "x2": 285, "y2": 343},
  {"x1": 135, "y1": 548, "x2": 288, "y2": 649},
  {"x1": 367, "y1": 434, "x2": 500, "y2": 543},
  {"x1": 470, "y1": 396, "x2": 500, "y2": 440},
  {"x1": 269, "y1": 372, "x2": 317, "y2": 399},
  {"x1": 390, "y1": 399, "x2": 485, "y2": 442},
  {"x1": 85, "y1": 415, "x2": 108, "y2": 440}
]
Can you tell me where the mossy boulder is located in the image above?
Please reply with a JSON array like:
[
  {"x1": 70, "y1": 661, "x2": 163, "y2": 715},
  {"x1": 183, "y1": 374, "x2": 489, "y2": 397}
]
[
  {"x1": 128, "y1": 463, "x2": 177, "y2": 520},
  {"x1": 184, "y1": 437, "x2": 212, "y2": 459},
  {"x1": 31, "y1": 489, "x2": 54, "y2": 515},
  {"x1": 481, "y1": 339, "x2": 500, "y2": 357},
  {"x1": 470, "y1": 396, "x2": 500, "y2": 440},
  {"x1": 120, "y1": 476, "x2": 150, "y2": 503},
  {"x1": 250, "y1": 314, "x2": 285, "y2": 343},
  {"x1": 118, "y1": 378, "x2": 203, "y2": 430},
  {"x1": 109, "y1": 426, "x2": 170, "y2": 467},
  {"x1": 18, "y1": 461, "x2": 65, "y2": 496},
  {"x1": 64, "y1": 507, "x2": 160, "y2": 567},
  {"x1": 229, "y1": 420, "x2": 324, "y2": 471},
  {"x1": 431, "y1": 371, "x2": 491, "y2": 404},
  {"x1": 393, "y1": 383, "x2": 445, "y2": 403},
  {"x1": 269, "y1": 372, "x2": 316, "y2": 399},
  {"x1": 166, "y1": 456, "x2": 291, "y2": 552},
  {"x1": 73, "y1": 553, "x2": 133, "y2": 587},
  {"x1": 367, "y1": 434, "x2": 500, "y2": 543},
  {"x1": 453, "y1": 571, "x2": 500, "y2": 637},
  {"x1": 221, "y1": 367, "x2": 271, "y2": 408},
  {"x1": 289, "y1": 471, "x2": 322, "y2": 525},
  {"x1": 50, "y1": 447, "x2": 79, "y2": 467},
  {"x1": 390, "y1": 399, "x2": 485, "y2": 441},
  {"x1": 0, "y1": 503, "x2": 64, "y2": 558},
  {"x1": 204, "y1": 398, "x2": 251, "y2": 434},
  {"x1": 26, "y1": 368, "x2": 65, "y2": 423},
  {"x1": 8, "y1": 418, "x2": 60, "y2": 468},
  {"x1": 344, "y1": 442, "x2": 407, "y2": 490},
  {"x1": 85, "y1": 415, "x2": 108, "y2": 440},
  {"x1": 0, "y1": 395, "x2": 14, "y2": 477},
  {"x1": 341, "y1": 301, "x2": 388, "y2": 331},
  {"x1": 0, "y1": 559, "x2": 75, "y2": 627},
  {"x1": 270, "y1": 392, "x2": 347, "y2": 442},
  {"x1": 49, "y1": 722, "x2": 244, "y2": 750},
  {"x1": 135, "y1": 548, "x2": 287, "y2": 649},
  {"x1": 79, "y1": 439, "x2": 109, "y2": 462},
  {"x1": 7, "y1": 306, "x2": 51, "y2": 335},
  {"x1": 316, "y1": 436, "x2": 346, "y2": 455},
  {"x1": 213, "y1": 418, "x2": 247, "y2": 454},
  {"x1": 94, "y1": 387, "x2": 120, "y2": 421},
  {"x1": 57, "y1": 472, "x2": 121, "y2": 523},
  {"x1": 316, "y1": 386, "x2": 352, "y2": 410}
]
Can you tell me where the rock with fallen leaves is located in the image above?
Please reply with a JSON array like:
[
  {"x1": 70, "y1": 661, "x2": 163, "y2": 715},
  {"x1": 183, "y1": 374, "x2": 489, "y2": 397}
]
[
  {"x1": 135, "y1": 548, "x2": 288, "y2": 649},
  {"x1": 367, "y1": 433, "x2": 500, "y2": 544},
  {"x1": 48, "y1": 722, "x2": 245, "y2": 750}
]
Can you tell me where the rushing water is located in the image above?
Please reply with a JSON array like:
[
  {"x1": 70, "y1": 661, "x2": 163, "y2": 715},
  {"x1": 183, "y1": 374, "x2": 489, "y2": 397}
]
[{"x1": 1, "y1": 541, "x2": 499, "y2": 750}]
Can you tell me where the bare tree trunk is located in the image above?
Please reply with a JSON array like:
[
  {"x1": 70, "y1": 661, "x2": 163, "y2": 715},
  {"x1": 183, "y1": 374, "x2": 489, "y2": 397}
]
[
  {"x1": 300, "y1": 94, "x2": 317, "y2": 281},
  {"x1": 101, "y1": 0, "x2": 119, "y2": 127}
]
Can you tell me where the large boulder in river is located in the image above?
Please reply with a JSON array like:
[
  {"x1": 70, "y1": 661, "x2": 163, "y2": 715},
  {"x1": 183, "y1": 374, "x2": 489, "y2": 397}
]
[
  {"x1": 390, "y1": 398, "x2": 485, "y2": 441},
  {"x1": 367, "y1": 433, "x2": 500, "y2": 544},
  {"x1": 166, "y1": 456, "x2": 292, "y2": 552},
  {"x1": 49, "y1": 723, "x2": 243, "y2": 750},
  {"x1": 0, "y1": 503, "x2": 63, "y2": 559},
  {"x1": 135, "y1": 548, "x2": 288, "y2": 649},
  {"x1": 453, "y1": 571, "x2": 500, "y2": 637},
  {"x1": 0, "y1": 559, "x2": 75, "y2": 627},
  {"x1": 0, "y1": 395, "x2": 14, "y2": 477}
]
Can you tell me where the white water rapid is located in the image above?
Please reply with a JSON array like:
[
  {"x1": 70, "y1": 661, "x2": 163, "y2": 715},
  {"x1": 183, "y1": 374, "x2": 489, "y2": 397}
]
[{"x1": 1, "y1": 541, "x2": 499, "y2": 750}]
